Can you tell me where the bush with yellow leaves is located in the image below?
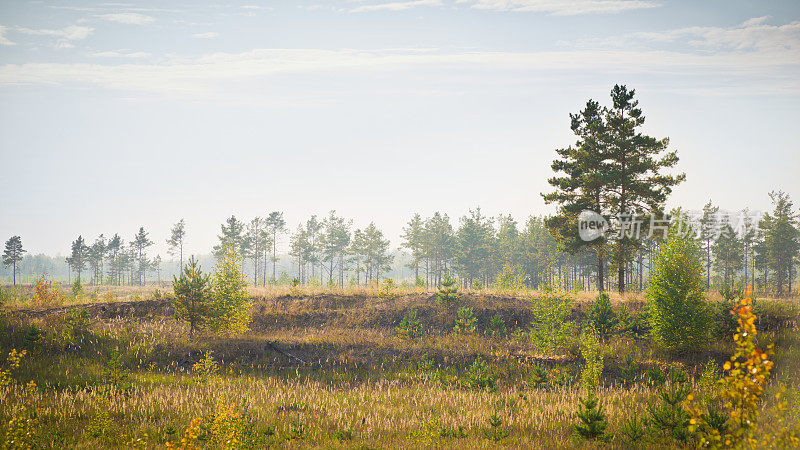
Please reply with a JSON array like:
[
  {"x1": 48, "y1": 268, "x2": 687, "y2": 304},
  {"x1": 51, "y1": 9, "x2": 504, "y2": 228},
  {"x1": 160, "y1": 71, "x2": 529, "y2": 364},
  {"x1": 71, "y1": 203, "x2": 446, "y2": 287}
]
[
  {"x1": 685, "y1": 286, "x2": 798, "y2": 448},
  {"x1": 0, "y1": 349, "x2": 25, "y2": 387},
  {"x1": 2, "y1": 349, "x2": 39, "y2": 449},
  {"x1": 4, "y1": 380, "x2": 39, "y2": 449},
  {"x1": 168, "y1": 398, "x2": 252, "y2": 449}
]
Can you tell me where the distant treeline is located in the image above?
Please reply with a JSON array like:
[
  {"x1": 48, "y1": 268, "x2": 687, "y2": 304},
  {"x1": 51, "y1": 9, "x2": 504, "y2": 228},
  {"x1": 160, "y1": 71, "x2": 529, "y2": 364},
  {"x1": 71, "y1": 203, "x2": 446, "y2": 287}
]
[{"x1": 2, "y1": 192, "x2": 798, "y2": 297}]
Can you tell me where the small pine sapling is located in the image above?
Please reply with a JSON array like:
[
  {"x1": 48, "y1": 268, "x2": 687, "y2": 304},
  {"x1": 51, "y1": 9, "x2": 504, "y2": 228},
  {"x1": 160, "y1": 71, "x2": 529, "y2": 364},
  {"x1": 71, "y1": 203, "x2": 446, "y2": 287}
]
[
  {"x1": 483, "y1": 412, "x2": 509, "y2": 441},
  {"x1": 171, "y1": 256, "x2": 213, "y2": 337},
  {"x1": 574, "y1": 395, "x2": 609, "y2": 441},
  {"x1": 103, "y1": 349, "x2": 132, "y2": 393},
  {"x1": 620, "y1": 416, "x2": 646, "y2": 444},
  {"x1": 378, "y1": 278, "x2": 397, "y2": 300},
  {"x1": 453, "y1": 307, "x2": 477, "y2": 334},
  {"x1": 647, "y1": 366, "x2": 691, "y2": 444},
  {"x1": 486, "y1": 313, "x2": 507, "y2": 337},
  {"x1": 465, "y1": 358, "x2": 495, "y2": 390},
  {"x1": 588, "y1": 292, "x2": 618, "y2": 341},
  {"x1": 436, "y1": 272, "x2": 461, "y2": 306},
  {"x1": 619, "y1": 354, "x2": 639, "y2": 388},
  {"x1": 530, "y1": 363, "x2": 549, "y2": 389},
  {"x1": 23, "y1": 325, "x2": 42, "y2": 350},
  {"x1": 396, "y1": 309, "x2": 423, "y2": 339}
]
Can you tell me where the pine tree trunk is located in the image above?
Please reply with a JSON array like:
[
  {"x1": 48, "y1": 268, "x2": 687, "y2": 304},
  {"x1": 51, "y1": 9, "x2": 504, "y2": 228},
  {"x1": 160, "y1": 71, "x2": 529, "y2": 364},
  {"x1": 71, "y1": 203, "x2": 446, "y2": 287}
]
[{"x1": 597, "y1": 254, "x2": 604, "y2": 292}]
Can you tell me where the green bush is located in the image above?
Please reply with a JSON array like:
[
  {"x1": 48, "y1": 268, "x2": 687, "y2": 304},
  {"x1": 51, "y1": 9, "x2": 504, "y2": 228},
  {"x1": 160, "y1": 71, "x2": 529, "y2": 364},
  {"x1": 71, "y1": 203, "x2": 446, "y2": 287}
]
[
  {"x1": 493, "y1": 264, "x2": 526, "y2": 292},
  {"x1": 587, "y1": 293, "x2": 618, "y2": 341},
  {"x1": 210, "y1": 245, "x2": 251, "y2": 335},
  {"x1": 436, "y1": 272, "x2": 461, "y2": 306},
  {"x1": 465, "y1": 358, "x2": 495, "y2": 390},
  {"x1": 483, "y1": 413, "x2": 509, "y2": 441},
  {"x1": 486, "y1": 313, "x2": 507, "y2": 337},
  {"x1": 618, "y1": 355, "x2": 638, "y2": 388},
  {"x1": 646, "y1": 367, "x2": 691, "y2": 444},
  {"x1": 712, "y1": 300, "x2": 739, "y2": 339},
  {"x1": 453, "y1": 307, "x2": 477, "y2": 334},
  {"x1": 396, "y1": 309, "x2": 423, "y2": 339},
  {"x1": 529, "y1": 364, "x2": 548, "y2": 388},
  {"x1": 574, "y1": 395, "x2": 608, "y2": 441},
  {"x1": 646, "y1": 232, "x2": 710, "y2": 352},
  {"x1": 579, "y1": 328, "x2": 604, "y2": 391},
  {"x1": 529, "y1": 287, "x2": 576, "y2": 354},
  {"x1": 171, "y1": 256, "x2": 213, "y2": 337},
  {"x1": 471, "y1": 279, "x2": 483, "y2": 291},
  {"x1": 65, "y1": 308, "x2": 91, "y2": 339},
  {"x1": 618, "y1": 303, "x2": 651, "y2": 339}
]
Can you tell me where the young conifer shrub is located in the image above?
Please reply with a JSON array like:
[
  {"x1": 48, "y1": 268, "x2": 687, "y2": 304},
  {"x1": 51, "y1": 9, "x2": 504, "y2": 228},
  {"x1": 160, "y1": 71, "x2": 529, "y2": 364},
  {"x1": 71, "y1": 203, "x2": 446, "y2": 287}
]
[
  {"x1": 486, "y1": 313, "x2": 507, "y2": 337},
  {"x1": 483, "y1": 412, "x2": 510, "y2": 442},
  {"x1": 396, "y1": 309, "x2": 423, "y2": 339},
  {"x1": 378, "y1": 278, "x2": 397, "y2": 300},
  {"x1": 172, "y1": 256, "x2": 213, "y2": 337},
  {"x1": 436, "y1": 272, "x2": 461, "y2": 306},
  {"x1": 647, "y1": 367, "x2": 691, "y2": 444},
  {"x1": 493, "y1": 264, "x2": 526, "y2": 292},
  {"x1": 588, "y1": 293, "x2": 618, "y2": 341},
  {"x1": 103, "y1": 349, "x2": 132, "y2": 393},
  {"x1": 483, "y1": 412, "x2": 509, "y2": 441},
  {"x1": 620, "y1": 416, "x2": 646, "y2": 444},
  {"x1": 453, "y1": 307, "x2": 477, "y2": 334},
  {"x1": 574, "y1": 395, "x2": 608, "y2": 441},
  {"x1": 529, "y1": 363, "x2": 549, "y2": 389}
]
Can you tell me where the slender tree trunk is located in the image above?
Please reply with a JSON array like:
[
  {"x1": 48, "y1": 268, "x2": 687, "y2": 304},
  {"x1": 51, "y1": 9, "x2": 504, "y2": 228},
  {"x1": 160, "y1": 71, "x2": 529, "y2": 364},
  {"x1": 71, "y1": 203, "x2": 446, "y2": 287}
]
[
  {"x1": 706, "y1": 240, "x2": 711, "y2": 291},
  {"x1": 272, "y1": 232, "x2": 278, "y2": 282},
  {"x1": 597, "y1": 254, "x2": 604, "y2": 292}
]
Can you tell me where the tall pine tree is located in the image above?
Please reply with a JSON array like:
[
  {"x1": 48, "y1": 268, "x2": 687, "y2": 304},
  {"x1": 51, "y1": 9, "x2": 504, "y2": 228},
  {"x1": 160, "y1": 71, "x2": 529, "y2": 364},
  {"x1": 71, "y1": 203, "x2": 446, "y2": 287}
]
[
  {"x1": 603, "y1": 85, "x2": 684, "y2": 293},
  {"x1": 759, "y1": 191, "x2": 799, "y2": 296},
  {"x1": 2, "y1": 236, "x2": 26, "y2": 286}
]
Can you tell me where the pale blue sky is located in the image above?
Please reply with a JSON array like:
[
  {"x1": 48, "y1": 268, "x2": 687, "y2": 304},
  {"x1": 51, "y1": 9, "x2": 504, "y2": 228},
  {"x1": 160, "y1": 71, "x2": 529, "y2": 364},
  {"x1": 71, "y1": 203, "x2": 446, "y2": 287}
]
[{"x1": 1, "y1": 0, "x2": 798, "y2": 257}]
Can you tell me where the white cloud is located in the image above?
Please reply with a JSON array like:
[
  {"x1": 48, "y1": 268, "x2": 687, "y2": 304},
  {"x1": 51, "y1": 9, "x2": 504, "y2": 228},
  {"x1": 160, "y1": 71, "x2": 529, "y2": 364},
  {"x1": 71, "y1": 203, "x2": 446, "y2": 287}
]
[
  {"x1": 0, "y1": 26, "x2": 16, "y2": 46},
  {"x1": 94, "y1": 13, "x2": 156, "y2": 25},
  {"x1": 90, "y1": 50, "x2": 151, "y2": 58},
  {"x1": 0, "y1": 44, "x2": 797, "y2": 97},
  {"x1": 17, "y1": 25, "x2": 94, "y2": 41},
  {"x1": 456, "y1": 0, "x2": 659, "y2": 15},
  {"x1": 192, "y1": 32, "x2": 220, "y2": 39},
  {"x1": 570, "y1": 17, "x2": 800, "y2": 54},
  {"x1": 351, "y1": 0, "x2": 442, "y2": 12},
  {"x1": 241, "y1": 5, "x2": 273, "y2": 10}
]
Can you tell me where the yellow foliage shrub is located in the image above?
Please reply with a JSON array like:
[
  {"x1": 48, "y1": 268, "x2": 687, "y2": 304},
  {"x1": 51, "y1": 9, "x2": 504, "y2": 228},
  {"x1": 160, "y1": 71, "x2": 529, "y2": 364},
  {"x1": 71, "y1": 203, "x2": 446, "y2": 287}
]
[{"x1": 686, "y1": 287, "x2": 798, "y2": 448}]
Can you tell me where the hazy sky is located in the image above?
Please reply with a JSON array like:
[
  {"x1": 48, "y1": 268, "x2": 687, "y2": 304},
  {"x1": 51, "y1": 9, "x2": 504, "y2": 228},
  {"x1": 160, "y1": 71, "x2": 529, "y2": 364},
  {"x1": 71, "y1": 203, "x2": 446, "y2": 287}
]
[{"x1": 1, "y1": 0, "x2": 798, "y2": 258}]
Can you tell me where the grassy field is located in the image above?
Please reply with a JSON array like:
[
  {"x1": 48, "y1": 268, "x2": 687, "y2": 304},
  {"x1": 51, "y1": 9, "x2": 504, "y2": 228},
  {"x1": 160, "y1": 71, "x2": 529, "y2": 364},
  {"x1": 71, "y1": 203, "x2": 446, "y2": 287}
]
[{"x1": 0, "y1": 287, "x2": 798, "y2": 448}]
